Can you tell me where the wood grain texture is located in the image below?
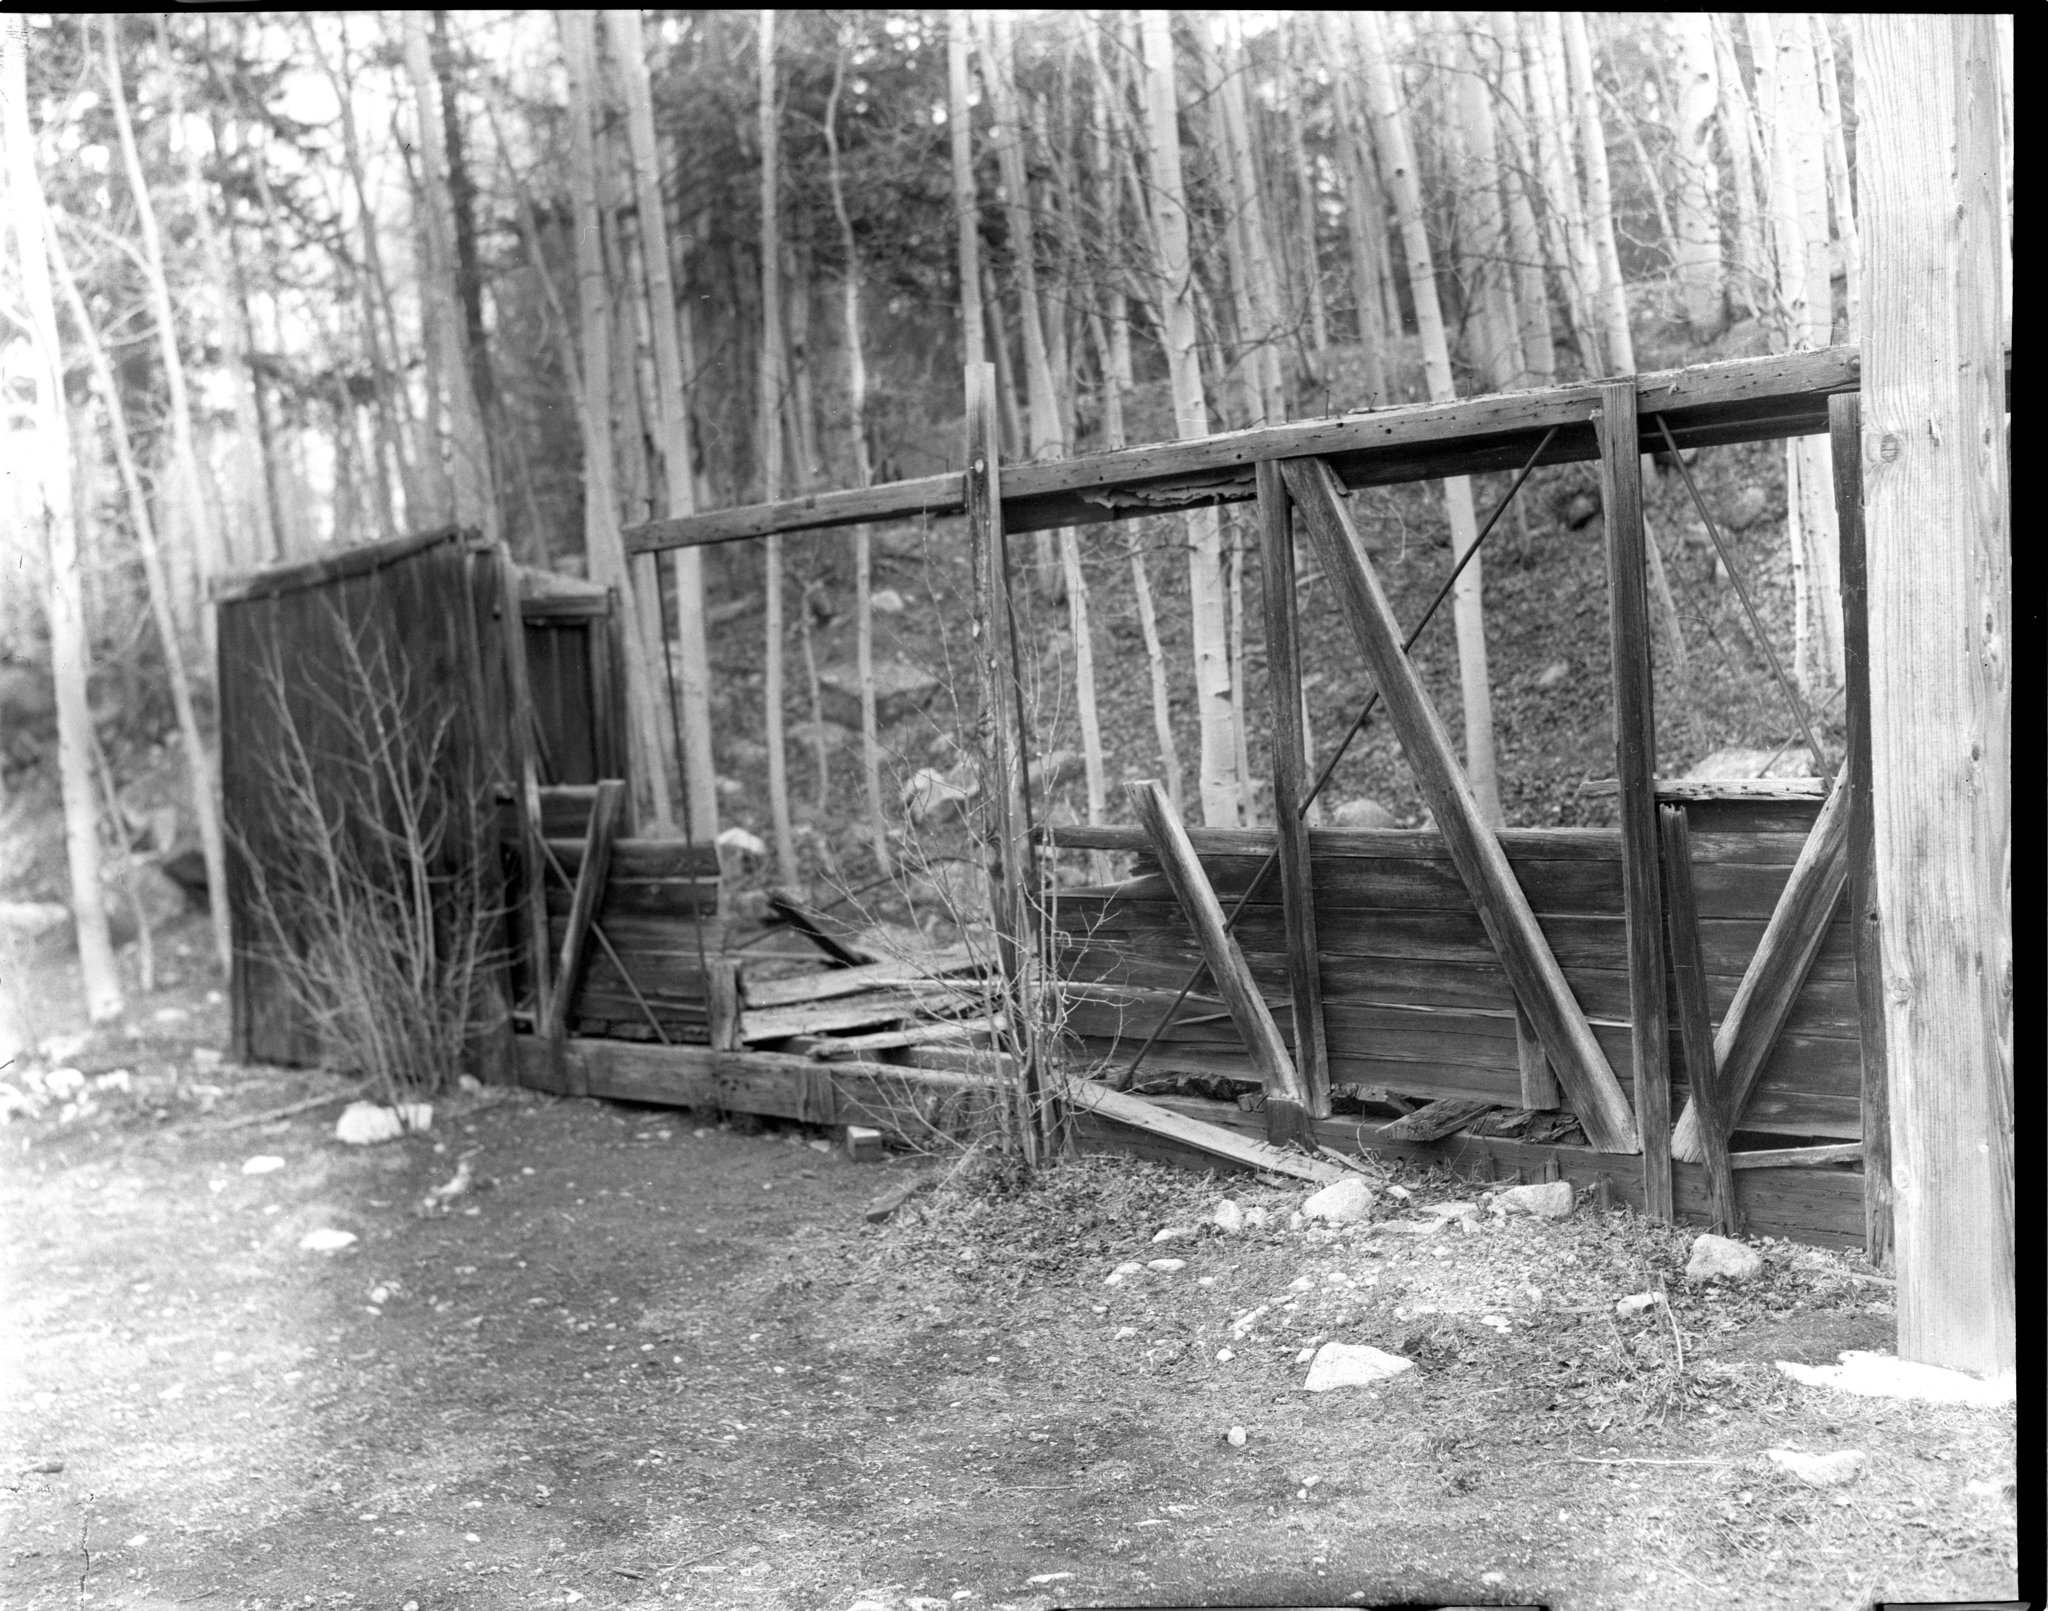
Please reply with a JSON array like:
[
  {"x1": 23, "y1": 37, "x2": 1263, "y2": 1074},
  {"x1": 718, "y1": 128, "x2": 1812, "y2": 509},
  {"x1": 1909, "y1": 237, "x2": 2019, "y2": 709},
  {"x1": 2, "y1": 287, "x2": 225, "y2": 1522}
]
[
  {"x1": 1255, "y1": 460, "x2": 1330, "y2": 1116},
  {"x1": 1281, "y1": 455, "x2": 1638, "y2": 1153},
  {"x1": 1662, "y1": 805, "x2": 1740, "y2": 1234},
  {"x1": 544, "y1": 779, "x2": 624, "y2": 1056},
  {"x1": 1831, "y1": 390, "x2": 1892, "y2": 1269},
  {"x1": 1670, "y1": 779, "x2": 1852, "y2": 1161},
  {"x1": 1128, "y1": 780, "x2": 1309, "y2": 1109},
  {"x1": 1601, "y1": 382, "x2": 1672, "y2": 1218}
]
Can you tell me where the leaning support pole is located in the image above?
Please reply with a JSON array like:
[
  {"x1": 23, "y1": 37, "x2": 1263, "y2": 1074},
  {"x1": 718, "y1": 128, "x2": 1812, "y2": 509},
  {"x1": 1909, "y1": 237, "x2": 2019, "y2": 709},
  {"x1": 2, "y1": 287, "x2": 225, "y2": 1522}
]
[
  {"x1": 1660, "y1": 804, "x2": 1741, "y2": 1236},
  {"x1": 1829, "y1": 390, "x2": 1893, "y2": 1267},
  {"x1": 1254, "y1": 462, "x2": 1330, "y2": 1119},
  {"x1": 1127, "y1": 780, "x2": 1313, "y2": 1144},
  {"x1": 965, "y1": 362, "x2": 1047, "y2": 1165},
  {"x1": 1280, "y1": 456, "x2": 1638, "y2": 1154},
  {"x1": 1597, "y1": 381, "x2": 1672, "y2": 1217},
  {"x1": 491, "y1": 544, "x2": 554, "y2": 1030}
]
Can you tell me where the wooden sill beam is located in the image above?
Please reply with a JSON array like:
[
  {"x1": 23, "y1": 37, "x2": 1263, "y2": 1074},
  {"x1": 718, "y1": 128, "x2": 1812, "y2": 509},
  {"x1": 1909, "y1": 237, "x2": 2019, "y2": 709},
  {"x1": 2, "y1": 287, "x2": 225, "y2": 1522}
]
[
  {"x1": 624, "y1": 346, "x2": 1892, "y2": 555},
  {"x1": 1281, "y1": 456, "x2": 1640, "y2": 1155}
]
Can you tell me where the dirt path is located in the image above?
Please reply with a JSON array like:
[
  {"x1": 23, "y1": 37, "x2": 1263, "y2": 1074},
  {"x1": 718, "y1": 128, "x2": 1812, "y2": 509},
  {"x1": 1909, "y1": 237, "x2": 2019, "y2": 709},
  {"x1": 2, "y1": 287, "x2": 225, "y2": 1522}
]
[{"x1": 0, "y1": 943, "x2": 2022, "y2": 1610}]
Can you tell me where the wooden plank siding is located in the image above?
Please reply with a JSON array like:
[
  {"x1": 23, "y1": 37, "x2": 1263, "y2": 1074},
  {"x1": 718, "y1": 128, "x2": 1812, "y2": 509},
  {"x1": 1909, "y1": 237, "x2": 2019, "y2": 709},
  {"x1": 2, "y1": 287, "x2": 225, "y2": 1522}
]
[{"x1": 1045, "y1": 823, "x2": 1863, "y2": 1144}]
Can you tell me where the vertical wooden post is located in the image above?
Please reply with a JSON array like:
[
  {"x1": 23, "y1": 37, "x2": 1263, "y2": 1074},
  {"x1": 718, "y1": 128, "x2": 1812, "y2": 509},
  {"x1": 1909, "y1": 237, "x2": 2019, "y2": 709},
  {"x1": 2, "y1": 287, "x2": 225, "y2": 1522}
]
[
  {"x1": 492, "y1": 545, "x2": 553, "y2": 1030},
  {"x1": 1598, "y1": 380, "x2": 1672, "y2": 1218},
  {"x1": 1255, "y1": 460, "x2": 1330, "y2": 1119},
  {"x1": 1830, "y1": 390, "x2": 1892, "y2": 1269},
  {"x1": 1660, "y1": 803, "x2": 1741, "y2": 1236},
  {"x1": 965, "y1": 361, "x2": 1045, "y2": 1165}
]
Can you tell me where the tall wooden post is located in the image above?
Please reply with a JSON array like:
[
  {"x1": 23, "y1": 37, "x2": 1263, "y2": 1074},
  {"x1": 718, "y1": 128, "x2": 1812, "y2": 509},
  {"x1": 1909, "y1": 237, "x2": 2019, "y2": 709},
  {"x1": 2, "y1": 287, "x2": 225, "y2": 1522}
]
[
  {"x1": 1855, "y1": 15, "x2": 2011, "y2": 1372},
  {"x1": 1830, "y1": 392, "x2": 1892, "y2": 1268},
  {"x1": 965, "y1": 362, "x2": 1046, "y2": 1164},
  {"x1": 493, "y1": 544, "x2": 553, "y2": 1031},
  {"x1": 1255, "y1": 461, "x2": 1330, "y2": 1121},
  {"x1": 1598, "y1": 381, "x2": 1672, "y2": 1218}
]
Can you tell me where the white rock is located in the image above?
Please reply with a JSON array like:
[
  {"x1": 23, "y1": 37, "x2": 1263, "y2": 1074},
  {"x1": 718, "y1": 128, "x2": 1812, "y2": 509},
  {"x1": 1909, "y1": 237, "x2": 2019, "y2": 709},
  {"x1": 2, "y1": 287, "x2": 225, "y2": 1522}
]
[
  {"x1": 1303, "y1": 1342, "x2": 1414, "y2": 1392},
  {"x1": 1686, "y1": 1233, "x2": 1764, "y2": 1283},
  {"x1": 40, "y1": 1067, "x2": 86, "y2": 1098},
  {"x1": 1535, "y1": 659, "x2": 1571, "y2": 689},
  {"x1": 1766, "y1": 1448, "x2": 1868, "y2": 1487},
  {"x1": 335, "y1": 1102, "x2": 430, "y2": 1145},
  {"x1": 1383, "y1": 1184, "x2": 1412, "y2": 1200},
  {"x1": 1615, "y1": 1291, "x2": 1663, "y2": 1317},
  {"x1": 1243, "y1": 1205, "x2": 1270, "y2": 1229},
  {"x1": 1104, "y1": 1261, "x2": 1144, "y2": 1286},
  {"x1": 1775, "y1": 1351, "x2": 2016, "y2": 1407},
  {"x1": 1209, "y1": 1199, "x2": 1246, "y2": 1233},
  {"x1": 1152, "y1": 1225, "x2": 1195, "y2": 1243},
  {"x1": 716, "y1": 826, "x2": 769, "y2": 865},
  {"x1": 241, "y1": 1155, "x2": 286, "y2": 1176},
  {"x1": 1295, "y1": 1347, "x2": 1315, "y2": 1364},
  {"x1": 1225, "y1": 1425, "x2": 1247, "y2": 1447},
  {"x1": 1421, "y1": 1200, "x2": 1480, "y2": 1223},
  {"x1": 1301, "y1": 1176, "x2": 1376, "y2": 1224},
  {"x1": 299, "y1": 1228, "x2": 357, "y2": 1252},
  {"x1": 1215, "y1": 1348, "x2": 1234, "y2": 1362},
  {"x1": 1480, "y1": 1315, "x2": 1511, "y2": 1332},
  {"x1": 1495, "y1": 1181, "x2": 1576, "y2": 1220},
  {"x1": 1329, "y1": 797, "x2": 1397, "y2": 830},
  {"x1": 456, "y1": 1074, "x2": 484, "y2": 1093},
  {"x1": 869, "y1": 588, "x2": 907, "y2": 615},
  {"x1": 94, "y1": 1069, "x2": 132, "y2": 1092},
  {"x1": 1113, "y1": 1326, "x2": 1138, "y2": 1341},
  {"x1": 1229, "y1": 1305, "x2": 1269, "y2": 1339},
  {"x1": 1147, "y1": 1258, "x2": 1185, "y2": 1273},
  {"x1": 901, "y1": 766, "x2": 978, "y2": 825}
]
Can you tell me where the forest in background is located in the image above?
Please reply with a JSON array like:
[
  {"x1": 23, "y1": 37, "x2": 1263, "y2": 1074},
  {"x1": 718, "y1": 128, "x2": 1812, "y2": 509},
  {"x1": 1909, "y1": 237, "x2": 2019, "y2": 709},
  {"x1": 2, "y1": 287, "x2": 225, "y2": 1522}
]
[{"x1": 0, "y1": 11, "x2": 2017, "y2": 1021}]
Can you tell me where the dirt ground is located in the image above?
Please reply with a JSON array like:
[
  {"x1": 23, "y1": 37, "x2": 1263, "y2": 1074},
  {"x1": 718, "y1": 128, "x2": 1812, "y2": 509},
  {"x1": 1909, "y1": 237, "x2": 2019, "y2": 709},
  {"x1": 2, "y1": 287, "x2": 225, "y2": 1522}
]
[{"x1": 1, "y1": 916, "x2": 2025, "y2": 1611}]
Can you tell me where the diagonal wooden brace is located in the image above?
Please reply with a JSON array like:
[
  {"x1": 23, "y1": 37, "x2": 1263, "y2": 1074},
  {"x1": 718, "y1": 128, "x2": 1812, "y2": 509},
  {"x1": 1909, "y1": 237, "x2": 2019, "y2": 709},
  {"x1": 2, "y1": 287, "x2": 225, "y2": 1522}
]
[
  {"x1": 1670, "y1": 778, "x2": 1851, "y2": 1162},
  {"x1": 1126, "y1": 781, "x2": 1314, "y2": 1137},
  {"x1": 1280, "y1": 456, "x2": 1640, "y2": 1153}
]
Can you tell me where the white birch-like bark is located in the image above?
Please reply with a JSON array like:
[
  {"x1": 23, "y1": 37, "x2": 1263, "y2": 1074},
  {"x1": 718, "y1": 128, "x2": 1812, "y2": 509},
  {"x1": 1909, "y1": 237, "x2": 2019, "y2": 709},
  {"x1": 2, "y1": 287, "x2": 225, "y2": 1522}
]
[
  {"x1": 751, "y1": 7, "x2": 795, "y2": 878},
  {"x1": 1357, "y1": 10, "x2": 1502, "y2": 824},
  {"x1": 1712, "y1": 13, "x2": 1768, "y2": 322},
  {"x1": 1487, "y1": 12, "x2": 1558, "y2": 385},
  {"x1": 1669, "y1": 13, "x2": 1726, "y2": 335},
  {"x1": 4, "y1": 19, "x2": 123, "y2": 1020},
  {"x1": 1323, "y1": 12, "x2": 1389, "y2": 404},
  {"x1": 1522, "y1": 12, "x2": 1602, "y2": 375},
  {"x1": 1563, "y1": 13, "x2": 1634, "y2": 375},
  {"x1": 1138, "y1": 9, "x2": 1237, "y2": 826},
  {"x1": 1809, "y1": 17, "x2": 1859, "y2": 340},
  {"x1": 607, "y1": 7, "x2": 719, "y2": 843}
]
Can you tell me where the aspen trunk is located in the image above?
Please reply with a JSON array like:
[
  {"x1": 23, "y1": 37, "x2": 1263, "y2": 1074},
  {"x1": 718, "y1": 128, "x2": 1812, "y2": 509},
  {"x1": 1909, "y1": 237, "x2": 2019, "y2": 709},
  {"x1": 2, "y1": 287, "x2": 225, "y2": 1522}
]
[
  {"x1": 49, "y1": 228, "x2": 233, "y2": 975},
  {"x1": 948, "y1": 11, "x2": 985, "y2": 367},
  {"x1": 821, "y1": 43, "x2": 890, "y2": 875},
  {"x1": 1138, "y1": 9, "x2": 1237, "y2": 827},
  {"x1": 1324, "y1": 14, "x2": 1389, "y2": 403},
  {"x1": 1357, "y1": 10, "x2": 1502, "y2": 824},
  {"x1": 752, "y1": 8, "x2": 796, "y2": 880},
  {"x1": 1563, "y1": 14, "x2": 1634, "y2": 375},
  {"x1": 1279, "y1": 22, "x2": 1329, "y2": 369},
  {"x1": 607, "y1": 7, "x2": 718, "y2": 843},
  {"x1": 559, "y1": 8, "x2": 676, "y2": 834},
  {"x1": 105, "y1": 21, "x2": 224, "y2": 659},
  {"x1": 1669, "y1": 13, "x2": 1726, "y2": 335},
  {"x1": 1452, "y1": 42, "x2": 1526, "y2": 391},
  {"x1": 1712, "y1": 13, "x2": 1768, "y2": 322},
  {"x1": 1855, "y1": 12, "x2": 2011, "y2": 1377},
  {"x1": 1213, "y1": 13, "x2": 1287, "y2": 424},
  {"x1": 1525, "y1": 13, "x2": 1602, "y2": 376},
  {"x1": 1487, "y1": 12, "x2": 1558, "y2": 385},
  {"x1": 4, "y1": 20, "x2": 122, "y2": 1021}
]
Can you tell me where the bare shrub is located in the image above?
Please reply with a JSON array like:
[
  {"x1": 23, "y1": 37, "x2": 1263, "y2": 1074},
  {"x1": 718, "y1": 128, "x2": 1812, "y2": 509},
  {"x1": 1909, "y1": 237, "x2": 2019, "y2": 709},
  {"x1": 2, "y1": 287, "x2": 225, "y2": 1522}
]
[{"x1": 232, "y1": 598, "x2": 503, "y2": 1103}]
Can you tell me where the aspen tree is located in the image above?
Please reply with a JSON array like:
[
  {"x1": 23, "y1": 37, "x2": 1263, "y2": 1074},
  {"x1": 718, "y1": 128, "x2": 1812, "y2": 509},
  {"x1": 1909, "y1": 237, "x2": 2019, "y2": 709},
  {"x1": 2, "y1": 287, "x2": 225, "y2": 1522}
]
[
  {"x1": 559, "y1": 8, "x2": 677, "y2": 834},
  {"x1": 49, "y1": 226, "x2": 232, "y2": 971},
  {"x1": 1669, "y1": 13, "x2": 1725, "y2": 335},
  {"x1": 1323, "y1": 13, "x2": 1390, "y2": 403},
  {"x1": 1810, "y1": 17, "x2": 1859, "y2": 339},
  {"x1": 607, "y1": 6, "x2": 719, "y2": 844},
  {"x1": 1562, "y1": 13, "x2": 1633, "y2": 377},
  {"x1": 104, "y1": 20, "x2": 225, "y2": 649},
  {"x1": 1278, "y1": 21, "x2": 1329, "y2": 371},
  {"x1": 4, "y1": 17, "x2": 122, "y2": 1020},
  {"x1": 1523, "y1": 12, "x2": 1602, "y2": 375},
  {"x1": 1357, "y1": 10, "x2": 1502, "y2": 824},
  {"x1": 1485, "y1": 12, "x2": 1558, "y2": 385},
  {"x1": 1452, "y1": 35, "x2": 1526, "y2": 391},
  {"x1": 1712, "y1": 13, "x2": 1768, "y2": 322},
  {"x1": 1137, "y1": 9, "x2": 1238, "y2": 826}
]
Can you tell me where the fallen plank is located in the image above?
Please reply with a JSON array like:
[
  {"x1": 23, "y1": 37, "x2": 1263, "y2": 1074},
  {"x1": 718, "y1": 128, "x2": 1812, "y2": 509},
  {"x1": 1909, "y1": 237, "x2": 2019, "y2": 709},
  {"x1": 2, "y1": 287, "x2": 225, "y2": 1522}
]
[
  {"x1": 765, "y1": 891, "x2": 876, "y2": 966},
  {"x1": 1061, "y1": 1079, "x2": 1346, "y2": 1185},
  {"x1": 739, "y1": 992, "x2": 925, "y2": 1043},
  {"x1": 811, "y1": 1015, "x2": 1004, "y2": 1060},
  {"x1": 1730, "y1": 1143, "x2": 1864, "y2": 1170},
  {"x1": 740, "y1": 949, "x2": 979, "y2": 1009},
  {"x1": 1376, "y1": 1096, "x2": 1499, "y2": 1143}
]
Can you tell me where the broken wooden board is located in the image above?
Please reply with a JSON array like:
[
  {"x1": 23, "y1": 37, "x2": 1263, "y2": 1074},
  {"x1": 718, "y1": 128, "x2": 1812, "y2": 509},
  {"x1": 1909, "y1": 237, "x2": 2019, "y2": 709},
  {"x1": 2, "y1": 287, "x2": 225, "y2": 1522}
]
[
  {"x1": 766, "y1": 891, "x2": 877, "y2": 966},
  {"x1": 810, "y1": 1015, "x2": 1005, "y2": 1061},
  {"x1": 1730, "y1": 1143, "x2": 1864, "y2": 1169},
  {"x1": 1375, "y1": 1096, "x2": 1500, "y2": 1143},
  {"x1": 1061, "y1": 1079, "x2": 1347, "y2": 1184},
  {"x1": 738, "y1": 992, "x2": 925, "y2": 1044},
  {"x1": 740, "y1": 948, "x2": 980, "y2": 1010}
]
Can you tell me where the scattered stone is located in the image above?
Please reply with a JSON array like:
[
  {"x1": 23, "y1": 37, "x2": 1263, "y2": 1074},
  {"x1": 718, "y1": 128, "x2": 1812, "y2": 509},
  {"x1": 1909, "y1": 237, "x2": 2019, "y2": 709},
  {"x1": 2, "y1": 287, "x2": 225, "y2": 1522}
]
[
  {"x1": 23, "y1": 1457, "x2": 64, "y2": 1475},
  {"x1": 1209, "y1": 1199, "x2": 1246, "y2": 1233},
  {"x1": 1329, "y1": 797, "x2": 1397, "y2": 830},
  {"x1": 1563, "y1": 489, "x2": 1601, "y2": 530},
  {"x1": 1146, "y1": 1258, "x2": 1186, "y2": 1273},
  {"x1": 1420, "y1": 1200, "x2": 1479, "y2": 1224},
  {"x1": 1775, "y1": 1350, "x2": 2016, "y2": 1407},
  {"x1": 1684, "y1": 746, "x2": 1817, "y2": 782},
  {"x1": 1114, "y1": 1326, "x2": 1138, "y2": 1341},
  {"x1": 843, "y1": 1125, "x2": 884, "y2": 1163},
  {"x1": 1104, "y1": 1261, "x2": 1144, "y2": 1286},
  {"x1": 1766, "y1": 1448, "x2": 1868, "y2": 1487},
  {"x1": 1152, "y1": 1225, "x2": 1196, "y2": 1244},
  {"x1": 1687, "y1": 1233, "x2": 1764, "y2": 1283},
  {"x1": 818, "y1": 659, "x2": 940, "y2": 728},
  {"x1": 1480, "y1": 1315, "x2": 1511, "y2": 1332},
  {"x1": 1615, "y1": 1291, "x2": 1664, "y2": 1317},
  {"x1": 241, "y1": 1155, "x2": 285, "y2": 1176},
  {"x1": 1215, "y1": 1347, "x2": 1234, "y2": 1362},
  {"x1": 1303, "y1": 1342, "x2": 1414, "y2": 1392},
  {"x1": 900, "y1": 766, "x2": 979, "y2": 825},
  {"x1": 1243, "y1": 1205, "x2": 1270, "y2": 1229},
  {"x1": 869, "y1": 588, "x2": 906, "y2": 615},
  {"x1": 0, "y1": 901, "x2": 71, "y2": 946},
  {"x1": 93, "y1": 1069, "x2": 132, "y2": 1092},
  {"x1": 716, "y1": 827, "x2": 769, "y2": 868},
  {"x1": 1225, "y1": 1425, "x2": 1247, "y2": 1448},
  {"x1": 190, "y1": 1048, "x2": 223, "y2": 1070},
  {"x1": 335, "y1": 1102, "x2": 431, "y2": 1146},
  {"x1": 40, "y1": 1067, "x2": 87, "y2": 1098},
  {"x1": 1495, "y1": 1181, "x2": 1576, "y2": 1220},
  {"x1": 1534, "y1": 659, "x2": 1571, "y2": 689},
  {"x1": 789, "y1": 718, "x2": 855, "y2": 756},
  {"x1": 1301, "y1": 1176, "x2": 1376, "y2": 1224},
  {"x1": 298, "y1": 1228, "x2": 357, "y2": 1252},
  {"x1": 1229, "y1": 1305, "x2": 1269, "y2": 1339}
]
